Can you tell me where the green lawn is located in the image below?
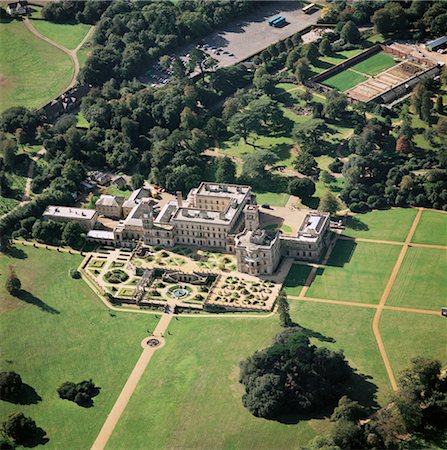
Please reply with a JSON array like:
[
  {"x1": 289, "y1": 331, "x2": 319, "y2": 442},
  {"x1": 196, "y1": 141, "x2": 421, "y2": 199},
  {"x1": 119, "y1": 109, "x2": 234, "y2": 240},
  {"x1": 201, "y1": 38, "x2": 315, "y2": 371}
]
[
  {"x1": 106, "y1": 300, "x2": 394, "y2": 449},
  {"x1": 322, "y1": 69, "x2": 368, "y2": 92},
  {"x1": 0, "y1": 246, "x2": 158, "y2": 449},
  {"x1": 350, "y1": 52, "x2": 397, "y2": 76},
  {"x1": 283, "y1": 264, "x2": 312, "y2": 296},
  {"x1": 380, "y1": 311, "x2": 447, "y2": 377},
  {"x1": 76, "y1": 111, "x2": 90, "y2": 129},
  {"x1": 290, "y1": 301, "x2": 392, "y2": 405},
  {"x1": 30, "y1": 16, "x2": 91, "y2": 50},
  {"x1": 252, "y1": 190, "x2": 290, "y2": 207},
  {"x1": 105, "y1": 186, "x2": 132, "y2": 198},
  {"x1": 411, "y1": 210, "x2": 447, "y2": 245},
  {"x1": 387, "y1": 247, "x2": 447, "y2": 311},
  {"x1": 307, "y1": 240, "x2": 402, "y2": 304},
  {"x1": 0, "y1": 20, "x2": 73, "y2": 111},
  {"x1": 343, "y1": 208, "x2": 418, "y2": 242}
]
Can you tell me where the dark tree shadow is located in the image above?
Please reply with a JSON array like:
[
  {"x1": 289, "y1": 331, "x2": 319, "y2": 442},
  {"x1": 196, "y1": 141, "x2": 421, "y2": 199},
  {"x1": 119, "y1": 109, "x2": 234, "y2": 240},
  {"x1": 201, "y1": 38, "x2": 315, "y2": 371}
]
[
  {"x1": 18, "y1": 427, "x2": 49, "y2": 448},
  {"x1": 3, "y1": 246, "x2": 28, "y2": 259},
  {"x1": 17, "y1": 291, "x2": 60, "y2": 314},
  {"x1": 2, "y1": 384, "x2": 42, "y2": 405},
  {"x1": 273, "y1": 368, "x2": 378, "y2": 424},
  {"x1": 344, "y1": 216, "x2": 369, "y2": 232}
]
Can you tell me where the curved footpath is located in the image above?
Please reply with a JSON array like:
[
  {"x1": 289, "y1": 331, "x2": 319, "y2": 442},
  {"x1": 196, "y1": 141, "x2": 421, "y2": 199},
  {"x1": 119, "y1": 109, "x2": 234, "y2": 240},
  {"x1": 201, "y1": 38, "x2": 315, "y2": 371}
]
[{"x1": 22, "y1": 18, "x2": 95, "y2": 94}]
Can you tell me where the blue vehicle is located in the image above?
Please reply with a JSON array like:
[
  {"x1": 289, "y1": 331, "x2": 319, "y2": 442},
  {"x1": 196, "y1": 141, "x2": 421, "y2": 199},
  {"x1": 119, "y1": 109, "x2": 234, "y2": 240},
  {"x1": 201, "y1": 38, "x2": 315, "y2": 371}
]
[
  {"x1": 268, "y1": 15, "x2": 282, "y2": 25},
  {"x1": 270, "y1": 16, "x2": 286, "y2": 27}
]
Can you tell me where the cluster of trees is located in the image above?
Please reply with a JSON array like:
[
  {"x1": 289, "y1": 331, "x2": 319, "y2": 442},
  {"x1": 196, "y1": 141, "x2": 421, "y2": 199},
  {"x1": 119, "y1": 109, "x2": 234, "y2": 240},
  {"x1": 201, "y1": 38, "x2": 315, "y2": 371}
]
[
  {"x1": 239, "y1": 327, "x2": 353, "y2": 419},
  {"x1": 320, "y1": 0, "x2": 446, "y2": 41},
  {"x1": 309, "y1": 357, "x2": 447, "y2": 449},
  {"x1": 57, "y1": 379, "x2": 100, "y2": 407},
  {"x1": 82, "y1": 0, "x2": 256, "y2": 85},
  {"x1": 41, "y1": 0, "x2": 108, "y2": 24},
  {"x1": 340, "y1": 98, "x2": 447, "y2": 212},
  {"x1": 372, "y1": 1, "x2": 447, "y2": 38}
]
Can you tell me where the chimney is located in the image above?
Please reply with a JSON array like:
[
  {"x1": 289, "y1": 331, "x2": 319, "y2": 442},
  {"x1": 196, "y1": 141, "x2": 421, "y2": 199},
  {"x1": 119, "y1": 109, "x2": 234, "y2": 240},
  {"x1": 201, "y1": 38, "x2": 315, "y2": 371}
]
[{"x1": 176, "y1": 191, "x2": 183, "y2": 208}]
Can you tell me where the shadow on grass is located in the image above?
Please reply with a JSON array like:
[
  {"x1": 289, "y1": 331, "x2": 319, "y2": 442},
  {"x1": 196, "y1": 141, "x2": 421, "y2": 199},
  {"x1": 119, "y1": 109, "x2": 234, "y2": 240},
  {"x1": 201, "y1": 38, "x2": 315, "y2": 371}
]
[
  {"x1": 3, "y1": 384, "x2": 42, "y2": 405},
  {"x1": 4, "y1": 246, "x2": 28, "y2": 259},
  {"x1": 345, "y1": 216, "x2": 370, "y2": 232},
  {"x1": 17, "y1": 291, "x2": 60, "y2": 314},
  {"x1": 16, "y1": 427, "x2": 49, "y2": 448},
  {"x1": 320, "y1": 240, "x2": 356, "y2": 268},
  {"x1": 274, "y1": 365, "x2": 378, "y2": 425}
]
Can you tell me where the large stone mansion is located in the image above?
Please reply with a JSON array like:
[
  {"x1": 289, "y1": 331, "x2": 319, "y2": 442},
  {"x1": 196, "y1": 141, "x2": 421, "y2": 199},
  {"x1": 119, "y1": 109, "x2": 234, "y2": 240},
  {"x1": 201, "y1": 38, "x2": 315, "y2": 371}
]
[{"x1": 42, "y1": 182, "x2": 331, "y2": 276}]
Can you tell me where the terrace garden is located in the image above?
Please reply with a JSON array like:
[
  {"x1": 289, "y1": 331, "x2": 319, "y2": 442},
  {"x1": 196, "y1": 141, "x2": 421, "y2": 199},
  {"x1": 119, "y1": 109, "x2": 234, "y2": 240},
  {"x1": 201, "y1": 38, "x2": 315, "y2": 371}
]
[{"x1": 210, "y1": 276, "x2": 276, "y2": 310}]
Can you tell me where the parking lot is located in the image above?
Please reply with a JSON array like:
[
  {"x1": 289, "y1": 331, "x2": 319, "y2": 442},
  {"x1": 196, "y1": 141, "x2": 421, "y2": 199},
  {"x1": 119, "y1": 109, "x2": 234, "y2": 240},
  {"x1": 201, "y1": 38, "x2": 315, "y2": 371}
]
[{"x1": 142, "y1": 1, "x2": 320, "y2": 86}]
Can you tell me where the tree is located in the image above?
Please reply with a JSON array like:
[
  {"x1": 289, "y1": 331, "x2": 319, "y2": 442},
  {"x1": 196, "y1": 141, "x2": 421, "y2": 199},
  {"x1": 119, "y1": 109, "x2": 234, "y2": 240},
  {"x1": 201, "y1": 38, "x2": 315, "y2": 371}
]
[
  {"x1": 5, "y1": 266, "x2": 21, "y2": 296},
  {"x1": 1, "y1": 139, "x2": 17, "y2": 170},
  {"x1": 61, "y1": 221, "x2": 84, "y2": 248},
  {"x1": 302, "y1": 43, "x2": 319, "y2": 65},
  {"x1": 288, "y1": 177, "x2": 316, "y2": 199},
  {"x1": 319, "y1": 191, "x2": 340, "y2": 214},
  {"x1": 395, "y1": 135, "x2": 412, "y2": 154},
  {"x1": 293, "y1": 150, "x2": 319, "y2": 177},
  {"x1": 395, "y1": 357, "x2": 447, "y2": 430},
  {"x1": 294, "y1": 57, "x2": 311, "y2": 83},
  {"x1": 372, "y1": 3, "x2": 408, "y2": 35},
  {"x1": 131, "y1": 173, "x2": 145, "y2": 190},
  {"x1": 320, "y1": 170, "x2": 336, "y2": 184},
  {"x1": 277, "y1": 293, "x2": 293, "y2": 328},
  {"x1": 324, "y1": 91, "x2": 348, "y2": 121},
  {"x1": 436, "y1": 96, "x2": 444, "y2": 115},
  {"x1": 293, "y1": 119, "x2": 326, "y2": 152},
  {"x1": 331, "y1": 396, "x2": 368, "y2": 422},
  {"x1": 241, "y1": 149, "x2": 278, "y2": 182},
  {"x1": 340, "y1": 21, "x2": 361, "y2": 44},
  {"x1": 228, "y1": 110, "x2": 261, "y2": 146},
  {"x1": 420, "y1": 91, "x2": 433, "y2": 123},
  {"x1": 0, "y1": 371, "x2": 23, "y2": 402},
  {"x1": 216, "y1": 156, "x2": 236, "y2": 184},
  {"x1": 1, "y1": 413, "x2": 46, "y2": 446},
  {"x1": 319, "y1": 36, "x2": 332, "y2": 55},
  {"x1": 331, "y1": 419, "x2": 365, "y2": 449}
]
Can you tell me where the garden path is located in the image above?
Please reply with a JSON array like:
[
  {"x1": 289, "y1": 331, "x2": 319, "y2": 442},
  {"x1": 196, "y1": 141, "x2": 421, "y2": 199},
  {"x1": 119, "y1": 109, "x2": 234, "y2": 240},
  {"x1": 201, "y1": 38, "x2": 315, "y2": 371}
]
[{"x1": 91, "y1": 314, "x2": 173, "y2": 450}]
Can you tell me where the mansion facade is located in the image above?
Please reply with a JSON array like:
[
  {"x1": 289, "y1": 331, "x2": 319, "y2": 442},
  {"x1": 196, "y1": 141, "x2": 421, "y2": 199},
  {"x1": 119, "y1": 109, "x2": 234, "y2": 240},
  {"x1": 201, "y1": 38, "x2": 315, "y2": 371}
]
[{"x1": 43, "y1": 182, "x2": 331, "y2": 276}]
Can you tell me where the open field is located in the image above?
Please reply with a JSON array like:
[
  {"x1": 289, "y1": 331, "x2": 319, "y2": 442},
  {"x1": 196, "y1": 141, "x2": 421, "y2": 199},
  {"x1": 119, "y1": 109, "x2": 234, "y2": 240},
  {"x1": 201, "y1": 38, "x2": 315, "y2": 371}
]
[
  {"x1": 343, "y1": 208, "x2": 418, "y2": 242},
  {"x1": 350, "y1": 52, "x2": 397, "y2": 76},
  {"x1": 411, "y1": 210, "x2": 447, "y2": 245},
  {"x1": 106, "y1": 299, "x2": 395, "y2": 449},
  {"x1": 387, "y1": 247, "x2": 447, "y2": 311},
  {"x1": 306, "y1": 240, "x2": 402, "y2": 304},
  {"x1": 30, "y1": 15, "x2": 91, "y2": 50},
  {"x1": 0, "y1": 246, "x2": 158, "y2": 449},
  {"x1": 380, "y1": 310, "x2": 447, "y2": 377},
  {"x1": 322, "y1": 70, "x2": 368, "y2": 92},
  {"x1": 0, "y1": 20, "x2": 73, "y2": 112}
]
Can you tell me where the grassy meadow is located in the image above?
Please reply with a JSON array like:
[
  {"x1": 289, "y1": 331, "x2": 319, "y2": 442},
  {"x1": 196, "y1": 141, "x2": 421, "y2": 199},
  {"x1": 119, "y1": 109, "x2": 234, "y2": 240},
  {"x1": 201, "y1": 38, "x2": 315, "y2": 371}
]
[
  {"x1": 0, "y1": 20, "x2": 73, "y2": 111},
  {"x1": 0, "y1": 246, "x2": 158, "y2": 449}
]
